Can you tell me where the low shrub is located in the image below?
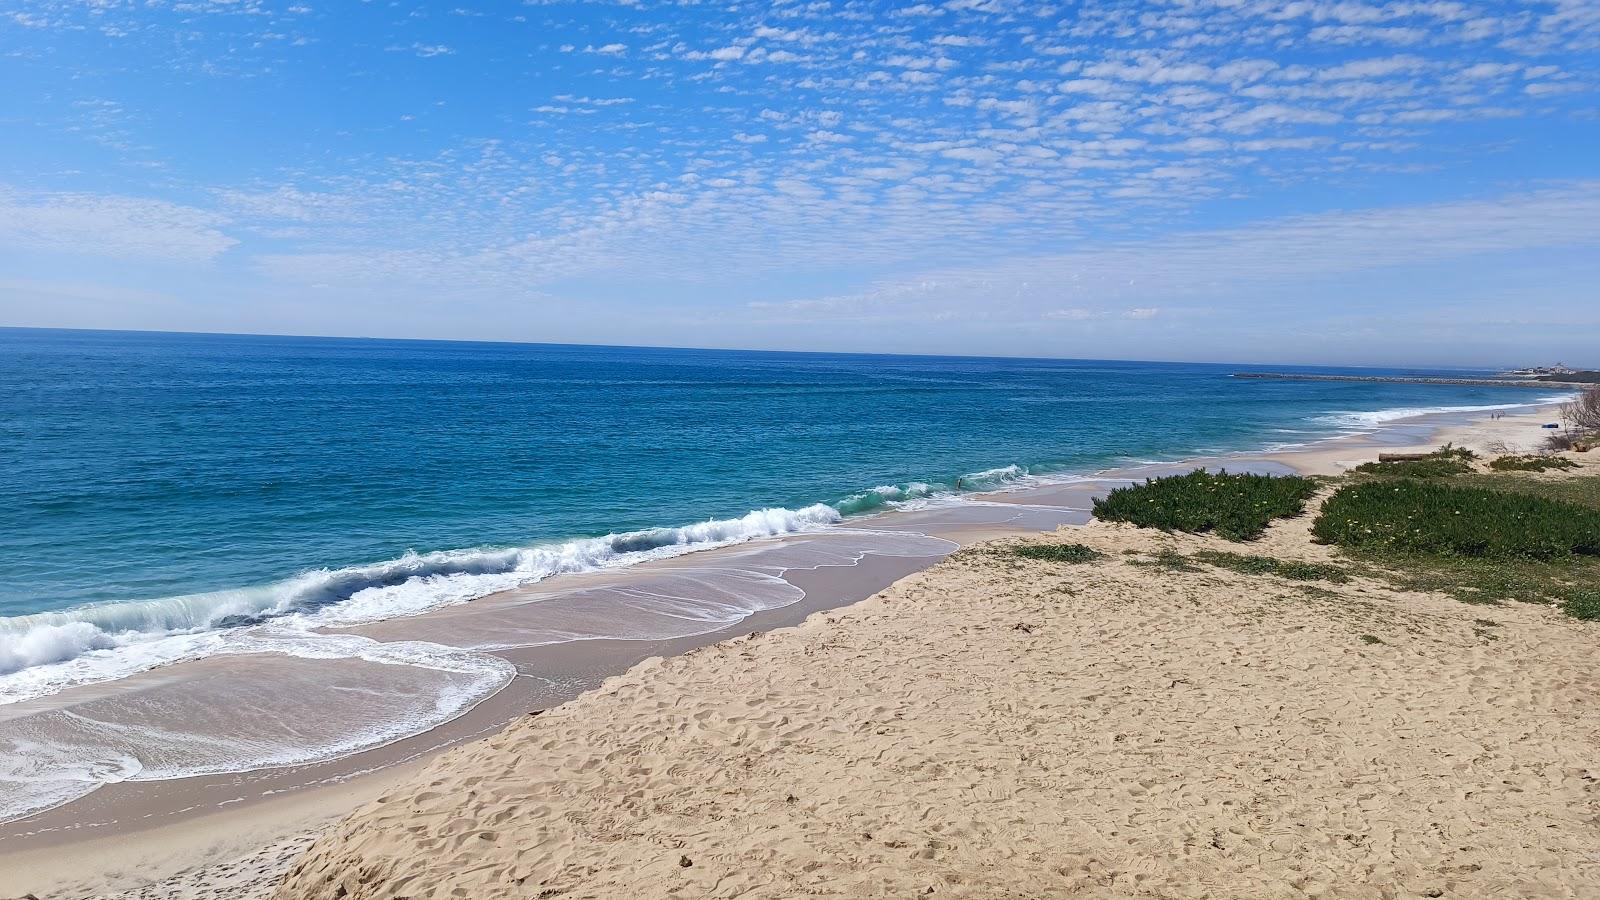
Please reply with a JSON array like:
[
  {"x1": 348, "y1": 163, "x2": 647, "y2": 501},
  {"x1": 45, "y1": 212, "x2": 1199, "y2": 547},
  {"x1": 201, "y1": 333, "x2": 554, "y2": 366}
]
[
  {"x1": 1564, "y1": 385, "x2": 1600, "y2": 431},
  {"x1": 1091, "y1": 469, "x2": 1318, "y2": 542},
  {"x1": 1011, "y1": 543, "x2": 1105, "y2": 564},
  {"x1": 1544, "y1": 432, "x2": 1576, "y2": 452},
  {"x1": 1352, "y1": 445, "x2": 1474, "y2": 478},
  {"x1": 1312, "y1": 479, "x2": 1600, "y2": 560},
  {"x1": 1191, "y1": 550, "x2": 1349, "y2": 583},
  {"x1": 1353, "y1": 457, "x2": 1471, "y2": 478},
  {"x1": 1489, "y1": 454, "x2": 1577, "y2": 472}
]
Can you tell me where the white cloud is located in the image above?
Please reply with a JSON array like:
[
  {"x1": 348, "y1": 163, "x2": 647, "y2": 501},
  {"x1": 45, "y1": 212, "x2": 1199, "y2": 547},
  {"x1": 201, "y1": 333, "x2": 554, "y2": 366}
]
[
  {"x1": 6, "y1": 0, "x2": 1597, "y2": 360},
  {"x1": 0, "y1": 190, "x2": 237, "y2": 263},
  {"x1": 1045, "y1": 308, "x2": 1103, "y2": 320},
  {"x1": 941, "y1": 146, "x2": 1003, "y2": 164},
  {"x1": 1316, "y1": 55, "x2": 1428, "y2": 80},
  {"x1": 1219, "y1": 104, "x2": 1342, "y2": 132},
  {"x1": 760, "y1": 182, "x2": 1600, "y2": 324}
]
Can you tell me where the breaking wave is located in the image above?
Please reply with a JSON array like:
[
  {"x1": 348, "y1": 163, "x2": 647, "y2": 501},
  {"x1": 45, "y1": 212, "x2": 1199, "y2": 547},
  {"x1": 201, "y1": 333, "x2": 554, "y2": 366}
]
[{"x1": 0, "y1": 504, "x2": 844, "y2": 699}]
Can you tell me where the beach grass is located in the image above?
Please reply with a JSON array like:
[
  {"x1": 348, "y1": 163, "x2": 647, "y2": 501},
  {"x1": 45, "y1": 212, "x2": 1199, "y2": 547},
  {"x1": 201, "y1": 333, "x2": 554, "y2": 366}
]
[
  {"x1": 1125, "y1": 549, "x2": 1204, "y2": 572},
  {"x1": 1011, "y1": 543, "x2": 1106, "y2": 564},
  {"x1": 1350, "y1": 549, "x2": 1600, "y2": 616},
  {"x1": 1488, "y1": 454, "x2": 1578, "y2": 473},
  {"x1": 1191, "y1": 550, "x2": 1350, "y2": 583},
  {"x1": 1091, "y1": 469, "x2": 1318, "y2": 541}
]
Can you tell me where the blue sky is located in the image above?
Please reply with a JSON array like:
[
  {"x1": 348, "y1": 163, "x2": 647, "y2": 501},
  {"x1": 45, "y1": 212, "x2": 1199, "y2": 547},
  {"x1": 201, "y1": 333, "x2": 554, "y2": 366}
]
[{"x1": 1, "y1": 0, "x2": 1597, "y2": 366}]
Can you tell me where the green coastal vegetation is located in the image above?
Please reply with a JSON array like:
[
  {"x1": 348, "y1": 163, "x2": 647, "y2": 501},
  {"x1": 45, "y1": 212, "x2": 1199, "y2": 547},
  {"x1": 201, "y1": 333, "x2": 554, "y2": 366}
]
[
  {"x1": 1081, "y1": 437, "x2": 1599, "y2": 621},
  {"x1": 1011, "y1": 543, "x2": 1106, "y2": 564},
  {"x1": 1188, "y1": 550, "x2": 1349, "y2": 583},
  {"x1": 1453, "y1": 471, "x2": 1600, "y2": 508},
  {"x1": 1351, "y1": 445, "x2": 1475, "y2": 478},
  {"x1": 1090, "y1": 469, "x2": 1318, "y2": 541},
  {"x1": 1312, "y1": 479, "x2": 1600, "y2": 558},
  {"x1": 1488, "y1": 454, "x2": 1578, "y2": 472},
  {"x1": 1313, "y1": 474, "x2": 1600, "y2": 621},
  {"x1": 1124, "y1": 549, "x2": 1204, "y2": 573}
]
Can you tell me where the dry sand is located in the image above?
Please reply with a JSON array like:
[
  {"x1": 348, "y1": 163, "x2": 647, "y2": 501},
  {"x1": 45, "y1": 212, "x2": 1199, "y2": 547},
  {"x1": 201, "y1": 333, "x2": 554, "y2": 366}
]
[
  {"x1": 1261, "y1": 406, "x2": 1567, "y2": 476},
  {"x1": 8, "y1": 404, "x2": 1596, "y2": 899},
  {"x1": 270, "y1": 421, "x2": 1599, "y2": 898}
]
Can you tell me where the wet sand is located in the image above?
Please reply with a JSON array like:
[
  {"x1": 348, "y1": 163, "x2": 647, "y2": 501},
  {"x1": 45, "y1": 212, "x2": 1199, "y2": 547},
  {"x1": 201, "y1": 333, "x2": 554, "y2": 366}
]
[{"x1": 0, "y1": 402, "x2": 1574, "y2": 898}]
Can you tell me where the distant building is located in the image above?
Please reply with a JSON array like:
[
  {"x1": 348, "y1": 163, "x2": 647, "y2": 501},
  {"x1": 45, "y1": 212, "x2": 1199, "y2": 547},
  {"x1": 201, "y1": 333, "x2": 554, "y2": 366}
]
[{"x1": 1502, "y1": 363, "x2": 1577, "y2": 377}]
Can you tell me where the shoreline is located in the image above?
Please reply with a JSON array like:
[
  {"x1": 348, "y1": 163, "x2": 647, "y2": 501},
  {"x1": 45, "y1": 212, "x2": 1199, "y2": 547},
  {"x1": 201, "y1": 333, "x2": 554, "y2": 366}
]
[
  {"x1": 276, "y1": 405, "x2": 1600, "y2": 899},
  {"x1": 0, "y1": 399, "x2": 1576, "y2": 898}
]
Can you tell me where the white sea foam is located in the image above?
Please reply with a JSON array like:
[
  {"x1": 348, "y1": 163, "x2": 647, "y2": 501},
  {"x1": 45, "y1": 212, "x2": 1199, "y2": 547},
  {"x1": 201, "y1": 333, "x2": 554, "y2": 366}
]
[
  {"x1": 0, "y1": 531, "x2": 959, "y2": 824},
  {"x1": 0, "y1": 503, "x2": 843, "y2": 703},
  {"x1": 1313, "y1": 396, "x2": 1573, "y2": 432},
  {"x1": 960, "y1": 464, "x2": 1029, "y2": 487},
  {"x1": 832, "y1": 465, "x2": 1110, "y2": 517},
  {"x1": 0, "y1": 631, "x2": 231, "y2": 707},
  {"x1": 834, "y1": 482, "x2": 938, "y2": 515},
  {"x1": 0, "y1": 737, "x2": 144, "y2": 824},
  {"x1": 0, "y1": 633, "x2": 514, "y2": 823}
]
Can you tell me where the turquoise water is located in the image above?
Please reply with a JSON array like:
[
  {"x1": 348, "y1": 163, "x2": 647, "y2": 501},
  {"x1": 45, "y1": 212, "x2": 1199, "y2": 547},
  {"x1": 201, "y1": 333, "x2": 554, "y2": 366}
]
[{"x1": 0, "y1": 328, "x2": 1561, "y2": 685}]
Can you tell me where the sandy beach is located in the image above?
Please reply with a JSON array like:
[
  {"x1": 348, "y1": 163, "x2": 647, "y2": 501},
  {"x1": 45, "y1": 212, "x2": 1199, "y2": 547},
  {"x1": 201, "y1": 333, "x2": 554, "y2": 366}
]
[
  {"x1": 10, "y1": 0, "x2": 1600, "y2": 891},
  {"x1": 4, "y1": 403, "x2": 1595, "y2": 899}
]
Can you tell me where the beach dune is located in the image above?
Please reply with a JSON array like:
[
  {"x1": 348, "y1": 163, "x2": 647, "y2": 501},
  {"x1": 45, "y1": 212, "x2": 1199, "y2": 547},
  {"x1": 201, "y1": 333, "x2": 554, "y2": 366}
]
[{"x1": 274, "y1": 473, "x2": 1600, "y2": 899}]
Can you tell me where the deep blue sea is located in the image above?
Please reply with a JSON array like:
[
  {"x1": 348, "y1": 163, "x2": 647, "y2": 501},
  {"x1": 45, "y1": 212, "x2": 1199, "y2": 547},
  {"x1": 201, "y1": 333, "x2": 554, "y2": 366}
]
[{"x1": 0, "y1": 328, "x2": 1564, "y2": 685}]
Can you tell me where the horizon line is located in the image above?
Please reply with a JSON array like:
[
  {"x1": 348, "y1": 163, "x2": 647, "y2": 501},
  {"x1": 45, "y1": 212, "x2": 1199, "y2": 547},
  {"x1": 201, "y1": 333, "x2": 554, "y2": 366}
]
[{"x1": 0, "y1": 324, "x2": 1566, "y2": 374}]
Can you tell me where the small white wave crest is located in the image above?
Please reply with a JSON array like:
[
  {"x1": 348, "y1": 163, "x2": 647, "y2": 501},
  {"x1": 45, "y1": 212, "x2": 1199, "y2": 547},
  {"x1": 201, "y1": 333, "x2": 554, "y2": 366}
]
[{"x1": 831, "y1": 464, "x2": 1047, "y2": 516}]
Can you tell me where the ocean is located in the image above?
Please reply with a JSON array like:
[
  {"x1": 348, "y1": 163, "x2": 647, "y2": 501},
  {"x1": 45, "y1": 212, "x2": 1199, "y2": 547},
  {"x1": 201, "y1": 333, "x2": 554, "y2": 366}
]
[{"x1": 0, "y1": 327, "x2": 1568, "y2": 822}]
